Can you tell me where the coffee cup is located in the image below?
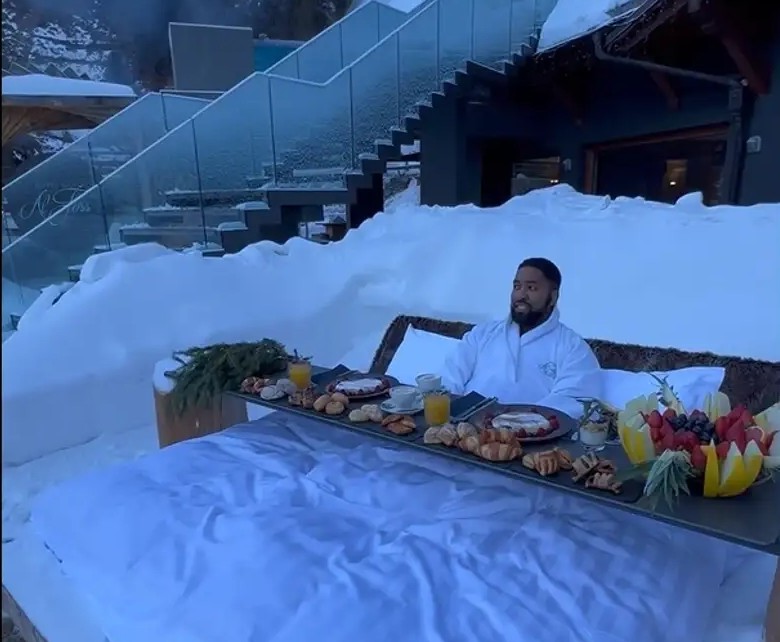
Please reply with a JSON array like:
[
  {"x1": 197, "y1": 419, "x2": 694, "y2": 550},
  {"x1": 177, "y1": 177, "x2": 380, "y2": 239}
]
[
  {"x1": 415, "y1": 373, "x2": 442, "y2": 393},
  {"x1": 389, "y1": 385, "x2": 419, "y2": 410}
]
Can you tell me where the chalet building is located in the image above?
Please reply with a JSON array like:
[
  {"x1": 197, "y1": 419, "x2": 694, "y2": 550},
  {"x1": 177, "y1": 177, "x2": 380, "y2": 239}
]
[{"x1": 421, "y1": 0, "x2": 780, "y2": 207}]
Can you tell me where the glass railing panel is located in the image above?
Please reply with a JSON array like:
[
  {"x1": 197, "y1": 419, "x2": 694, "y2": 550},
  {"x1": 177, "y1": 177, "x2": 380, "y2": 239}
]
[
  {"x1": 296, "y1": 25, "x2": 343, "y2": 82},
  {"x1": 397, "y1": 3, "x2": 440, "y2": 119},
  {"x1": 96, "y1": 121, "x2": 204, "y2": 242},
  {"x1": 160, "y1": 94, "x2": 210, "y2": 130},
  {"x1": 377, "y1": 3, "x2": 410, "y2": 39},
  {"x1": 533, "y1": 0, "x2": 559, "y2": 32},
  {"x1": 269, "y1": 74, "x2": 352, "y2": 188},
  {"x1": 511, "y1": 0, "x2": 538, "y2": 52},
  {"x1": 1, "y1": 187, "x2": 107, "y2": 309},
  {"x1": 267, "y1": 2, "x2": 410, "y2": 83},
  {"x1": 439, "y1": 0, "x2": 476, "y2": 80},
  {"x1": 350, "y1": 36, "x2": 401, "y2": 167},
  {"x1": 192, "y1": 75, "x2": 272, "y2": 192},
  {"x1": 472, "y1": 0, "x2": 513, "y2": 69},
  {"x1": 2, "y1": 94, "x2": 168, "y2": 240}
]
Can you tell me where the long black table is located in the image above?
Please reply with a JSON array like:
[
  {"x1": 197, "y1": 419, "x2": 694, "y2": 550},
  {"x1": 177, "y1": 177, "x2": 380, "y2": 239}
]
[{"x1": 226, "y1": 367, "x2": 780, "y2": 557}]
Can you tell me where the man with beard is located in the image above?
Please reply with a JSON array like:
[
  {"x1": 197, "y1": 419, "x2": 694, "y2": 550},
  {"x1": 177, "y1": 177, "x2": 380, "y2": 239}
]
[{"x1": 440, "y1": 257, "x2": 601, "y2": 419}]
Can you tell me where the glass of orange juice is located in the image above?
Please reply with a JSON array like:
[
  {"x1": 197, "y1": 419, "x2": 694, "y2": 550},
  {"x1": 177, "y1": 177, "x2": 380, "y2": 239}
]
[
  {"x1": 288, "y1": 360, "x2": 312, "y2": 390},
  {"x1": 424, "y1": 390, "x2": 450, "y2": 426}
]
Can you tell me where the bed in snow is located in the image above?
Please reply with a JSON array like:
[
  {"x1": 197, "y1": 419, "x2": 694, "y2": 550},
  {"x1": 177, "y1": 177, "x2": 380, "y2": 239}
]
[{"x1": 6, "y1": 315, "x2": 780, "y2": 642}]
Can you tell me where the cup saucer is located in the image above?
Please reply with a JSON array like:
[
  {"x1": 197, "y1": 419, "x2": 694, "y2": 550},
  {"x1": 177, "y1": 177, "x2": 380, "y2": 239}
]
[{"x1": 380, "y1": 398, "x2": 424, "y2": 415}]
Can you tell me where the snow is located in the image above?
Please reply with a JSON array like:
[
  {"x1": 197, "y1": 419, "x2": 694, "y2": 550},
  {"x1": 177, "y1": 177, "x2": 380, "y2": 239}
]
[
  {"x1": 2, "y1": 184, "x2": 779, "y2": 641},
  {"x1": 2, "y1": 74, "x2": 136, "y2": 98},
  {"x1": 538, "y1": 0, "x2": 639, "y2": 51}
]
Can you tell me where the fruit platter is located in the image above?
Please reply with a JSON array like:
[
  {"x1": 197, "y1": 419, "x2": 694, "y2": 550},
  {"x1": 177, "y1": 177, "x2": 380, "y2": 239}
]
[{"x1": 616, "y1": 376, "x2": 779, "y2": 504}]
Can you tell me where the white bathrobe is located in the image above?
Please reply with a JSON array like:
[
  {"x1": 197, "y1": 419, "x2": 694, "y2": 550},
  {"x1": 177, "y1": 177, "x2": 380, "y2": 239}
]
[{"x1": 440, "y1": 309, "x2": 602, "y2": 419}]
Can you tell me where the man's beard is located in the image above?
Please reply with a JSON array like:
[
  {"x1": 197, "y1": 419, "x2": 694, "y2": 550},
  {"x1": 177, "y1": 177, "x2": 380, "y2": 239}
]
[{"x1": 510, "y1": 295, "x2": 553, "y2": 331}]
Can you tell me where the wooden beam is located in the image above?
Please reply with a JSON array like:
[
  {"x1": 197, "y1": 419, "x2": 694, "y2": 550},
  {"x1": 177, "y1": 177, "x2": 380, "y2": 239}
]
[
  {"x1": 693, "y1": 0, "x2": 770, "y2": 94},
  {"x1": 650, "y1": 70, "x2": 680, "y2": 110}
]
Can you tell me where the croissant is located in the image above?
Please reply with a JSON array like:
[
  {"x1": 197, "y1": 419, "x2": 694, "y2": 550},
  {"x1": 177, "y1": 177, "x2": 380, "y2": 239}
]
[
  {"x1": 458, "y1": 435, "x2": 481, "y2": 455},
  {"x1": 572, "y1": 453, "x2": 601, "y2": 482},
  {"x1": 554, "y1": 448, "x2": 573, "y2": 470},
  {"x1": 521, "y1": 450, "x2": 560, "y2": 476},
  {"x1": 455, "y1": 422, "x2": 478, "y2": 439},
  {"x1": 384, "y1": 416, "x2": 416, "y2": 436},
  {"x1": 479, "y1": 442, "x2": 520, "y2": 462},
  {"x1": 481, "y1": 427, "x2": 516, "y2": 445}
]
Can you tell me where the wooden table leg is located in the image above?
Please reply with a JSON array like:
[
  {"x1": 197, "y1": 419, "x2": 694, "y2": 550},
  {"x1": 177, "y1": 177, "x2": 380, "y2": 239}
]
[{"x1": 767, "y1": 559, "x2": 779, "y2": 642}]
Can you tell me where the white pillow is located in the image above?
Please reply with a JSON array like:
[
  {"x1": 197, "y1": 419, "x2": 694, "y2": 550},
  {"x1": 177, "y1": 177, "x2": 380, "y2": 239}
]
[
  {"x1": 601, "y1": 366, "x2": 726, "y2": 412},
  {"x1": 386, "y1": 326, "x2": 459, "y2": 385}
]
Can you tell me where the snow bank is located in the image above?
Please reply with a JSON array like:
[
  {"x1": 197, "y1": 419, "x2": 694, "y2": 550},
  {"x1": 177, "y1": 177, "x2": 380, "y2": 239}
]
[
  {"x1": 538, "y1": 0, "x2": 638, "y2": 51},
  {"x1": 2, "y1": 74, "x2": 135, "y2": 98},
  {"x1": 3, "y1": 185, "x2": 780, "y2": 464}
]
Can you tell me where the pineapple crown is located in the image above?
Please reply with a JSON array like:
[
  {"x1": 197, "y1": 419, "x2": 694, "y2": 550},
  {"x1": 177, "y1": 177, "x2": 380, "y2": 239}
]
[{"x1": 649, "y1": 373, "x2": 685, "y2": 412}]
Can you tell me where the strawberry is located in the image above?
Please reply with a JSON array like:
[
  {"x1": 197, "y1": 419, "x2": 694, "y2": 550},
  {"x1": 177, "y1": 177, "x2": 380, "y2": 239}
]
[
  {"x1": 548, "y1": 415, "x2": 559, "y2": 431},
  {"x1": 650, "y1": 424, "x2": 662, "y2": 443},
  {"x1": 714, "y1": 417, "x2": 730, "y2": 441},
  {"x1": 745, "y1": 427, "x2": 764, "y2": 445},
  {"x1": 660, "y1": 419, "x2": 675, "y2": 437},
  {"x1": 758, "y1": 442, "x2": 769, "y2": 456},
  {"x1": 646, "y1": 410, "x2": 663, "y2": 430},
  {"x1": 691, "y1": 445, "x2": 707, "y2": 471},
  {"x1": 689, "y1": 409, "x2": 704, "y2": 421},
  {"x1": 661, "y1": 432, "x2": 675, "y2": 452},
  {"x1": 716, "y1": 441, "x2": 730, "y2": 459},
  {"x1": 767, "y1": 431, "x2": 777, "y2": 449},
  {"x1": 739, "y1": 409, "x2": 755, "y2": 428},
  {"x1": 728, "y1": 404, "x2": 747, "y2": 423},
  {"x1": 517, "y1": 428, "x2": 527, "y2": 438},
  {"x1": 726, "y1": 423, "x2": 746, "y2": 442},
  {"x1": 663, "y1": 408, "x2": 677, "y2": 421}
]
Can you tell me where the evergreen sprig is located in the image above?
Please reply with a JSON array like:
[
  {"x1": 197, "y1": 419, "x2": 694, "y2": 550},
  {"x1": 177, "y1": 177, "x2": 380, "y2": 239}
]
[{"x1": 167, "y1": 339, "x2": 289, "y2": 416}]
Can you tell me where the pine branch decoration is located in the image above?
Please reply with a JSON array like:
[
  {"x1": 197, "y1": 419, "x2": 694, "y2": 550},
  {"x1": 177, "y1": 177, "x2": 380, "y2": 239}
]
[{"x1": 168, "y1": 339, "x2": 289, "y2": 416}]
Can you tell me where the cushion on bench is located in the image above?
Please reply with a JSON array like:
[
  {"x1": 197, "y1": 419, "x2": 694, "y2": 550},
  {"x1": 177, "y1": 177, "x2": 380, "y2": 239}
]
[{"x1": 370, "y1": 315, "x2": 780, "y2": 413}]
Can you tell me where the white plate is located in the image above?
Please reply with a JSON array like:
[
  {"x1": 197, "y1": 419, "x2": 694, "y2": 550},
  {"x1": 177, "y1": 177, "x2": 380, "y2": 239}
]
[{"x1": 380, "y1": 398, "x2": 424, "y2": 415}]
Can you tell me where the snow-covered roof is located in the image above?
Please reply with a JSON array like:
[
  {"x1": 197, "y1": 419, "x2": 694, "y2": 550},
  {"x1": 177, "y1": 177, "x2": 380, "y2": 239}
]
[
  {"x1": 1, "y1": 74, "x2": 135, "y2": 98},
  {"x1": 537, "y1": 0, "x2": 642, "y2": 51}
]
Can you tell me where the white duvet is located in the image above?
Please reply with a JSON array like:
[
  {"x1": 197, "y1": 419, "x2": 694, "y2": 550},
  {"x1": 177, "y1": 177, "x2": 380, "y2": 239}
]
[{"x1": 31, "y1": 413, "x2": 771, "y2": 642}]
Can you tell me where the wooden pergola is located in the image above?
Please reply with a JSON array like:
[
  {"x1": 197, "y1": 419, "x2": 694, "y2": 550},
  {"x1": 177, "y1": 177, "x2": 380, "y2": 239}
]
[{"x1": 1, "y1": 93, "x2": 136, "y2": 146}]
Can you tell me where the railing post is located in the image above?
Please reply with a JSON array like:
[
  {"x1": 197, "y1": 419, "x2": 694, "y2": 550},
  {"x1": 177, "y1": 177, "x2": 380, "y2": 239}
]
[
  {"x1": 348, "y1": 68, "x2": 356, "y2": 169},
  {"x1": 268, "y1": 79, "x2": 278, "y2": 185}
]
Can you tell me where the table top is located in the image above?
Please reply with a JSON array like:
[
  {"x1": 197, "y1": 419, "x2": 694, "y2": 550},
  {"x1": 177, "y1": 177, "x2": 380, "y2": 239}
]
[{"x1": 227, "y1": 367, "x2": 780, "y2": 557}]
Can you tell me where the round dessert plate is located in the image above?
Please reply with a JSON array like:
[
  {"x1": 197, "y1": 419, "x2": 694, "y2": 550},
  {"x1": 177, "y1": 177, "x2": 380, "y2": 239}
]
[
  {"x1": 470, "y1": 404, "x2": 575, "y2": 443},
  {"x1": 380, "y1": 398, "x2": 424, "y2": 415}
]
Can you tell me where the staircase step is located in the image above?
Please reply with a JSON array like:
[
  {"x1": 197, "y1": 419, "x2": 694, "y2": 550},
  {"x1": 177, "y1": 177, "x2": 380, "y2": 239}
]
[
  {"x1": 119, "y1": 225, "x2": 222, "y2": 249},
  {"x1": 67, "y1": 264, "x2": 82, "y2": 282},
  {"x1": 143, "y1": 206, "x2": 244, "y2": 227},
  {"x1": 92, "y1": 243, "x2": 127, "y2": 254},
  {"x1": 10, "y1": 313, "x2": 21, "y2": 330},
  {"x1": 164, "y1": 188, "x2": 266, "y2": 208},
  {"x1": 465, "y1": 60, "x2": 509, "y2": 86},
  {"x1": 265, "y1": 187, "x2": 351, "y2": 208},
  {"x1": 389, "y1": 126, "x2": 415, "y2": 147}
]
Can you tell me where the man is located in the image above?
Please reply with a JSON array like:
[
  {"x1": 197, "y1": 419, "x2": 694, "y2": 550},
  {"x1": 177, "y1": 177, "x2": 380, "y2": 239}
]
[{"x1": 441, "y1": 257, "x2": 601, "y2": 419}]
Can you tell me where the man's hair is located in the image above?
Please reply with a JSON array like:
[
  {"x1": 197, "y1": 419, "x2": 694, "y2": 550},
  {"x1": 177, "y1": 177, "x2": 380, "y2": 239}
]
[{"x1": 518, "y1": 257, "x2": 562, "y2": 289}]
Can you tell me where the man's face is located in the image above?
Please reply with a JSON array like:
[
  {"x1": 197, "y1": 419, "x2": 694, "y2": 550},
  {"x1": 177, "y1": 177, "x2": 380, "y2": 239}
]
[{"x1": 510, "y1": 266, "x2": 558, "y2": 328}]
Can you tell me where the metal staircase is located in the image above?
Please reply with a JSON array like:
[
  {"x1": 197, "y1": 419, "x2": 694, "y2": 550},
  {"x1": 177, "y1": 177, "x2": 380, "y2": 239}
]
[{"x1": 2, "y1": 0, "x2": 553, "y2": 317}]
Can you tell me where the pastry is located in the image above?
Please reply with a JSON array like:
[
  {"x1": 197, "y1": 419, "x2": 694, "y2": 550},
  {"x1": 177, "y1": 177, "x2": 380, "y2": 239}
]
[
  {"x1": 360, "y1": 404, "x2": 383, "y2": 422},
  {"x1": 383, "y1": 415, "x2": 416, "y2": 436},
  {"x1": 455, "y1": 422, "x2": 478, "y2": 439},
  {"x1": 479, "y1": 442, "x2": 520, "y2": 462},
  {"x1": 325, "y1": 401, "x2": 345, "y2": 415},
  {"x1": 482, "y1": 427, "x2": 516, "y2": 445},
  {"x1": 458, "y1": 435, "x2": 481, "y2": 454},
  {"x1": 259, "y1": 385, "x2": 285, "y2": 401},
  {"x1": 349, "y1": 409, "x2": 369, "y2": 422},
  {"x1": 424, "y1": 426, "x2": 444, "y2": 444},
  {"x1": 521, "y1": 450, "x2": 560, "y2": 476},
  {"x1": 554, "y1": 448, "x2": 573, "y2": 470},
  {"x1": 571, "y1": 453, "x2": 602, "y2": 483},
  {"x1": 275, "y1": 378, "x2": 297, "y2": 395},
  {"x1": 596, "y1": 459, "x2": 617, "y2": 475},
  {"x1": 313, "y1": 394, "x2": 331, "y2": 412},
  {"x1": 240, "y1": 376, "x2": 272, "y2": 394},
  {"x1": 330, "y1": 392, "x2": 350, "y2": 406},
  {"x1": 301, "y1": 387, "x2": 316, "y2": 409},
  {"x1": 437, "y1": 423, "x2": 458, "y2": 447},
  {"x1": 585, "y1": 472, "x2": 623, "y2": 494}
]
